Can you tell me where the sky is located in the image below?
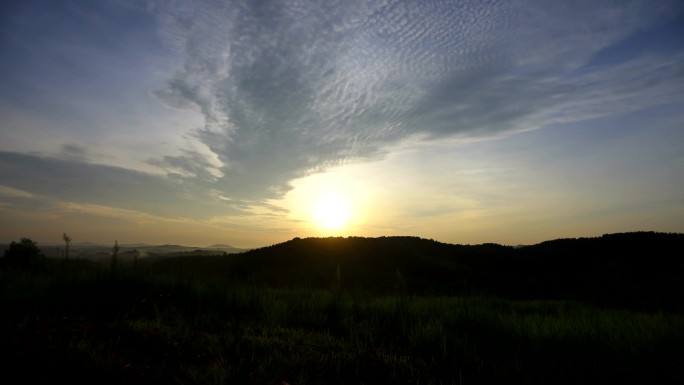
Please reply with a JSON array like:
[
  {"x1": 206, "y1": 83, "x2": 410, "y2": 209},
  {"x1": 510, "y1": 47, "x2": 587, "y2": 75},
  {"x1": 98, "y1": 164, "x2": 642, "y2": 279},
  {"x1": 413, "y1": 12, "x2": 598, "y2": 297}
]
[{"x1": 1, "y1": 0, "x2": 683, "y2": 248}]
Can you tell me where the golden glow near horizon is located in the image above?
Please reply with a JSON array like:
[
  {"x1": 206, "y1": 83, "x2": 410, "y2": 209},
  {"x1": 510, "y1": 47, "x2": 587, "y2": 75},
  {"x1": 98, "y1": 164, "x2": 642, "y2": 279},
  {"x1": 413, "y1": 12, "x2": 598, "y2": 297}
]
[
  {"x1": 282, "y1": 167, "x2": 375, "y2": 235},
  {"x1": 311, "y1": 192, "x2": 351, "y2": 230}
]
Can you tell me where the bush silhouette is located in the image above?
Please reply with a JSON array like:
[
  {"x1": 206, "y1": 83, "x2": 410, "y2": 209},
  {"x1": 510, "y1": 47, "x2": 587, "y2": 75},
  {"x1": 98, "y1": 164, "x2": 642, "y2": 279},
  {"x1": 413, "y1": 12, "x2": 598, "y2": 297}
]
[{"x1": 2, "y1": 237, "x2": 46, "y2": 269}]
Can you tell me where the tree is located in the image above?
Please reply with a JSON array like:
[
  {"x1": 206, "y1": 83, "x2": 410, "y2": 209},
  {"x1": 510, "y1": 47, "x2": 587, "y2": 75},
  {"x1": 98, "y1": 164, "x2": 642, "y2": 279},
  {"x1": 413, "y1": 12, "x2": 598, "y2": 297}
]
[
  {"x1": 110, "y1": 240, "x2": 120, "y2": 271},
  {"x1": 2, "y1": 237, "x2": 46, "y2": 269},
  {"x1": 63, "y1": 233, "x2": 72, "y2": 260}
]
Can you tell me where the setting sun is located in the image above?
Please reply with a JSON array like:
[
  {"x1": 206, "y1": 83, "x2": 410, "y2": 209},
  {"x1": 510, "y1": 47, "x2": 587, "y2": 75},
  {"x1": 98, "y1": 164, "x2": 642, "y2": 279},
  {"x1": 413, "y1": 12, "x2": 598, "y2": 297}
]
[
  {"x1": 312, "y1": 193, "x2": 351, "y2": 230},
  {"x1": 280, "y1": 169, "x2": 372, "y2": 236}
]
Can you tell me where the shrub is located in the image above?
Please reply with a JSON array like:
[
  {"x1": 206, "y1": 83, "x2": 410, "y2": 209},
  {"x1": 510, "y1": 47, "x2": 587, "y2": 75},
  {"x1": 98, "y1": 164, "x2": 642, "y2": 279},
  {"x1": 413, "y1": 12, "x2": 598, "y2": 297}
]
[{"x1": 2, "y1": 237, "x2": 46, "y2": 270}]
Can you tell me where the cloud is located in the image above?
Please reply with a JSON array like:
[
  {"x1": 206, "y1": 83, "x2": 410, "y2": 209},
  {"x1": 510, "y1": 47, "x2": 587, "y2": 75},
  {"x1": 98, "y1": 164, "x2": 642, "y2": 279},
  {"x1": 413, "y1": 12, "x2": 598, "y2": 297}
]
[
  {"x1": 148, "y1": 148, "x2": 223, "y2": 180},
  {"x1": 148, "y1": 0, "x2": 684, "y2": 202},
  {"x1": 2, "y1": 0, "x2": 682, "y2": 224},
  {"x1": 0, "y1": 151, "x2": 247, "y2": 218}
]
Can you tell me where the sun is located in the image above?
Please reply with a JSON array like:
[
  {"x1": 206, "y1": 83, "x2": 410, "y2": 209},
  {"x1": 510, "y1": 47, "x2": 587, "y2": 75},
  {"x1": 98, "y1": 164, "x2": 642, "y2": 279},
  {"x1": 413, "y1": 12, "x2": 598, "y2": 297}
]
[{"x1": 312, "y1": 192, "x2": 351, "y2": 230}]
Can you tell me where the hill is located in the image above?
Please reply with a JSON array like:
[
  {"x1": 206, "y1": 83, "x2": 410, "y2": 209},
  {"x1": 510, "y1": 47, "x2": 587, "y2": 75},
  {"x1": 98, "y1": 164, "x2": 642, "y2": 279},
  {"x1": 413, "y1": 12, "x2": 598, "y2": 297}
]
[
  {"x1": 145, "y1": 232, "x2": 683, "y2": 312},
  {"x1": 3, "y1": 232, "x2": 681, "y2": 311}
]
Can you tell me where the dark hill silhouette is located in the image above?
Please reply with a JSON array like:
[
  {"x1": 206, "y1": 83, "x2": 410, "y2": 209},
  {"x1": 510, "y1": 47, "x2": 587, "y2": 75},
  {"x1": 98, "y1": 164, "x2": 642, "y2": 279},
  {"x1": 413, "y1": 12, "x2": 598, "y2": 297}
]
[{"x1": 145, "y1": 231, "x2": 683, "y2": 312}]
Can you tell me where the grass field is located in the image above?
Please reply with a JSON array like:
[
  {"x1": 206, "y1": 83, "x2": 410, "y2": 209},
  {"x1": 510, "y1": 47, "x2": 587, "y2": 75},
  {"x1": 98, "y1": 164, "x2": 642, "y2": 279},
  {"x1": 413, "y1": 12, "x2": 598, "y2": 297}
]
[{"x1": 1, "y1": 262, "x2": 682, "y2": 384}]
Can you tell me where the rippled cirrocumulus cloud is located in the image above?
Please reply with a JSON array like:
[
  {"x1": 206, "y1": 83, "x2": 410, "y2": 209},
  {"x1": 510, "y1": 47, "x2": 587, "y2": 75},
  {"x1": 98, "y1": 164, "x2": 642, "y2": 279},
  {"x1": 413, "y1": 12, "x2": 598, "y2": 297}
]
[{"x1": 149, "y1": 0, "x2": 683, "y2": 201}]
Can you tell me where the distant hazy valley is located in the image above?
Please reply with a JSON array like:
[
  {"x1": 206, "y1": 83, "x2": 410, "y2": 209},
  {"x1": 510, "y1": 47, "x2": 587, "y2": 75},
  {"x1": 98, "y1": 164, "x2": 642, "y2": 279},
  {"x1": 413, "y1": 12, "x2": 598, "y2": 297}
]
[{"x1": 0, "y1": 242, "x2": 246, "y2": 263}]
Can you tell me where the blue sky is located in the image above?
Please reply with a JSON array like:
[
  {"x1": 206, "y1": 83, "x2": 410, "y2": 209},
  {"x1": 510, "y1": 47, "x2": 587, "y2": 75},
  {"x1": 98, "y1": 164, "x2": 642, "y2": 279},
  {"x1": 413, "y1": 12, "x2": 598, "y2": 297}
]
[{"x1": 1, "y1": 0, "x2": 683, "y2": 247}]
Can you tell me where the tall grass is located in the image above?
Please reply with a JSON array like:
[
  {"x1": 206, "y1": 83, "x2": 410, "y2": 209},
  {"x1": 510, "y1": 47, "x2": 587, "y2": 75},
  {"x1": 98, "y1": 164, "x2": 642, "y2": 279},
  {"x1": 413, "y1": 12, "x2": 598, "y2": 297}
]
[{"x1": 1, "y1": 264, "x2": 682, "y2": 384}]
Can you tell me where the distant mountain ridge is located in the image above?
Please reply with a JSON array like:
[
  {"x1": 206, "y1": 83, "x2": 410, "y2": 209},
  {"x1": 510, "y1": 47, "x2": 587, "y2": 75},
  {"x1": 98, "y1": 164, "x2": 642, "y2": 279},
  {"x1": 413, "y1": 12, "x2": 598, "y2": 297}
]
[{"x1": 0, "y1": 241, "x2": 246, "y2": 262}]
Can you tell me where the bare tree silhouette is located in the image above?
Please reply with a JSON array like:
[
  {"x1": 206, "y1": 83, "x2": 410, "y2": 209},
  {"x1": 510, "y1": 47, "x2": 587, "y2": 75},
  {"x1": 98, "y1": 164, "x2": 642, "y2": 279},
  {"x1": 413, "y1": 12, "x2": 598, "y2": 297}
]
[{"x1": 63, "y1": 233, "x2": 72, "y2": 260}]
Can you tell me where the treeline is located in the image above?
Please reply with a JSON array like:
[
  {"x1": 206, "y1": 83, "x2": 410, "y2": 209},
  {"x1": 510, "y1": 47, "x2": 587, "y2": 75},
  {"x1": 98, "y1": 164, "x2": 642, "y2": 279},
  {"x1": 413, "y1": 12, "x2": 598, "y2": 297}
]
[
  {"x1": 146, "y1": 232, "x2": 684, "y2": 312},
  {"x1": 3, "y1": 232, "x2": 683, "y2": 312}
]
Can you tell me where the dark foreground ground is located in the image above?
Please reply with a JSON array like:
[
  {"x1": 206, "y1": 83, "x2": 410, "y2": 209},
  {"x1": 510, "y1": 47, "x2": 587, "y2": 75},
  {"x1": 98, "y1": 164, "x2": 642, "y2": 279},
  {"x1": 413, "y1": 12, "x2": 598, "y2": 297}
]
[
  {"x1": 2, "y1": 232, "x2": 683, "y2": 384},
  {"x1": 1, "y1": 266, "x2": 682, "y2": 384}
]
